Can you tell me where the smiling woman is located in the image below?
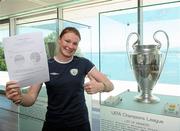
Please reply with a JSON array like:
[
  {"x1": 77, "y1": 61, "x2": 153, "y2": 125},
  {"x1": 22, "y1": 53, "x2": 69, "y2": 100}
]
[
  {"x1": 1, "y1": 1, "x2": 180, "y2": 131},
  {"x1": 4, "y1": 26, "x2": 114, "y2": 131}
]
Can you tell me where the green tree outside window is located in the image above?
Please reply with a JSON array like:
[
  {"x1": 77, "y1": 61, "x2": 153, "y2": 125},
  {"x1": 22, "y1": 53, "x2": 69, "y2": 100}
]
[{"x1": 0, "y1": 42, "x2": 7, "y2": 71}]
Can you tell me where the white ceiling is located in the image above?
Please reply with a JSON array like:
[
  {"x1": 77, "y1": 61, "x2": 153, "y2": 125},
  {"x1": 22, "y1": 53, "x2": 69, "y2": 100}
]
[
  {"x1": 0, "y1": 0, "x2": 174, "y2": 19},
  {"x1": 0, "y1": 0, "x2": 106, "y2": 18}
]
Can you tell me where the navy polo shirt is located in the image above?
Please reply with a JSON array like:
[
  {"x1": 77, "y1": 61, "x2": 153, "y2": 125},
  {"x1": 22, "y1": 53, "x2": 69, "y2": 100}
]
[{"x1": 44, "y1": 56, "x2": 94, "y2": 127}]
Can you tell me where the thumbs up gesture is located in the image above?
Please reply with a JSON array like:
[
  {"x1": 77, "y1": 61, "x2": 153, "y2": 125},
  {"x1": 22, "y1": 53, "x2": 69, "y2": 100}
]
[{"x1": 84, "y1": 75, "x2": 104, "y2": 94}]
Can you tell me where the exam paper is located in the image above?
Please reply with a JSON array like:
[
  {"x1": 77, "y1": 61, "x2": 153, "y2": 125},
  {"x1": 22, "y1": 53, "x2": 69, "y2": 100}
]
[{"x1": 3, "y1": 32, "x2": 50, "y2": 87}]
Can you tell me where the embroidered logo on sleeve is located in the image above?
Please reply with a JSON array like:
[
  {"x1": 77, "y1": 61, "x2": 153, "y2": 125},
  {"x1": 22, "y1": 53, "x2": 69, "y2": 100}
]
[{"x1": 70, "y1": 69, "x2": 78, "y2": 76}]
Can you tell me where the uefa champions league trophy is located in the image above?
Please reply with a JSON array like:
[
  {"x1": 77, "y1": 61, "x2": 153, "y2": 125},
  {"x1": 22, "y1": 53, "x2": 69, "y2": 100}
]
[{"x1": 126, "y1": 30, "x2": 169, "y2": 103}]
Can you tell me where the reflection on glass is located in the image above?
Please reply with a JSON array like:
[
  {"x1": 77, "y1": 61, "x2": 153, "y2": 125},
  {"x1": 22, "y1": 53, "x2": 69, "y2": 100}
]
[
  {"x1": 17, "y1": 19, "x2": 58, "y2": 59},
  {"x1": 100, "y1": 8, "x2": 138, "y2": 81},
  {"x1": 143, "y1": 3, "x2": 180, "y2": 84},
  {"x1": 100, "y1": 3, "x2": 180, "y2": 131},
  {"x1": 17, "y1": 19, "x2": 91, "y2": 59}
]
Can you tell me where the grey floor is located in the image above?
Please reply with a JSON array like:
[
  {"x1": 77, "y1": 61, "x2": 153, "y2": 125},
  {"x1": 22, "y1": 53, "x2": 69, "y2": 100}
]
[{"x1": 0, "y1": 94, "x2": 101, "y2": 131}]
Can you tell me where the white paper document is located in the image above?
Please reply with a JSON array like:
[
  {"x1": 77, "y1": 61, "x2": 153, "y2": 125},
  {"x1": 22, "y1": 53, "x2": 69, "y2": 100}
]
[{"x1": 3, "y1": 32, "x2": 50, "y2": 87}]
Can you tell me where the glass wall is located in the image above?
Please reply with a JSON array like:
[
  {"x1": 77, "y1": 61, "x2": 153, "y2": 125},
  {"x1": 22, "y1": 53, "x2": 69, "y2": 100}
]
[
  {"x1": 99, "y1": 1, "x2": 180, "y2": 103},
  {"x1": 16, "y1": 19, "x2": 91, "y2": 59},
  {"x1": 99, "y1": 8, "x2": 138, "y2": 101},
  {"x1": 17, "y1": 19, "x2": 59, "y2": 59},
  {"x1": 99, "y1": 8, "x2": 137, "y2": 81},
  {"x1": 142, "y1": 2, "x2": 180, "y2": 85},
  {"x1": 99, "y1": 2, "x2": 180, "y2": 131}
]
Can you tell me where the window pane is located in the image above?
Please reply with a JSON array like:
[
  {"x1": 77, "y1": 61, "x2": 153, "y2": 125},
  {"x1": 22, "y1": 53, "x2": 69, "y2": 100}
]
[
  {"x1": 0, "y1": 23, "x2": 9, "y2": 71},
  {"x1": 100, "y1": 8, "x2": 138, "y2": 81},
  {"x1": 0, "y1": 22, "x2": 9, "y2": 87},
  {"x1": 143, "y1": 2, "x2": 180, "y2": 85}
]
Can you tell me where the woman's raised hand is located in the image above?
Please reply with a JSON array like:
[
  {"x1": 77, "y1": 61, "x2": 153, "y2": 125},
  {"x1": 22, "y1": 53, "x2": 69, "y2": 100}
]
[{"x1": 5, "y1": 81, "x2": 22, "y2": 105}]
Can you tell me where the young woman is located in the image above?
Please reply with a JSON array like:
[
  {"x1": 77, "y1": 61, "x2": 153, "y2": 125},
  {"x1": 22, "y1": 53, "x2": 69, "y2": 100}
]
[{"x1": 5, "y1": 27, "x2": 114, "y2": 131}]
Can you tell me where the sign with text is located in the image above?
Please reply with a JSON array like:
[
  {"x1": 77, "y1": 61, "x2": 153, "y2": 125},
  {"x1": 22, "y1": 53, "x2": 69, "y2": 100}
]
[{"x1": 100, "y1": 106, "x2": 180, "y2": 131}]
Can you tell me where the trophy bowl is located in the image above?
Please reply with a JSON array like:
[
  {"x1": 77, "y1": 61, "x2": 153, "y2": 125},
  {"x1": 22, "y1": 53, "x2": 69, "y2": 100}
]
[{"x1": 126, "y1": 30, "x2": 169, "y2": 104}]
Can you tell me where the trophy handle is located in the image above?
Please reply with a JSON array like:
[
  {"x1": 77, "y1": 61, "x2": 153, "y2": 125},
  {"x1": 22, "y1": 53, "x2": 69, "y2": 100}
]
[
  {"x1": 153, "y1": 30, "x2": 169, "y2": 77},
  {"x1": 126, "y1": 32, "x2": 140, "y2": 68}
]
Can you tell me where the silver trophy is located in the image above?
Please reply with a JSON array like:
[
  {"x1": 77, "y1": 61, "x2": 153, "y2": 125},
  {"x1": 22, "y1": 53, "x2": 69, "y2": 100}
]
[{"x1": 126, "y1": 30, "x2": 169, "y2": 103}]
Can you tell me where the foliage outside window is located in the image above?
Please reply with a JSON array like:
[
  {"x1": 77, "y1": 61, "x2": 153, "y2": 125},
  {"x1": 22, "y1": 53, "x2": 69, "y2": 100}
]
[
  {"x1": 44, "y1": 32, "x2": 58, "y2": 58},
  {"x1": 0, "y1": 42, "x2": 7, "y2": 71}
]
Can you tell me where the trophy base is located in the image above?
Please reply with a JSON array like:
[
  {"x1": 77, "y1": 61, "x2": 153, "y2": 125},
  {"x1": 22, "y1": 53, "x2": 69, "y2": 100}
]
[{"x1": 135, "y1": 94, "x2": 160, "y2": 104}]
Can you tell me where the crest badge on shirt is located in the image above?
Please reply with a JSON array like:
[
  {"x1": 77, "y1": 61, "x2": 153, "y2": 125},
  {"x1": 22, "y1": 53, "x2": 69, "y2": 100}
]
[{"x1": 70, "y1": 68, "x2": 78, "y2": 76}]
